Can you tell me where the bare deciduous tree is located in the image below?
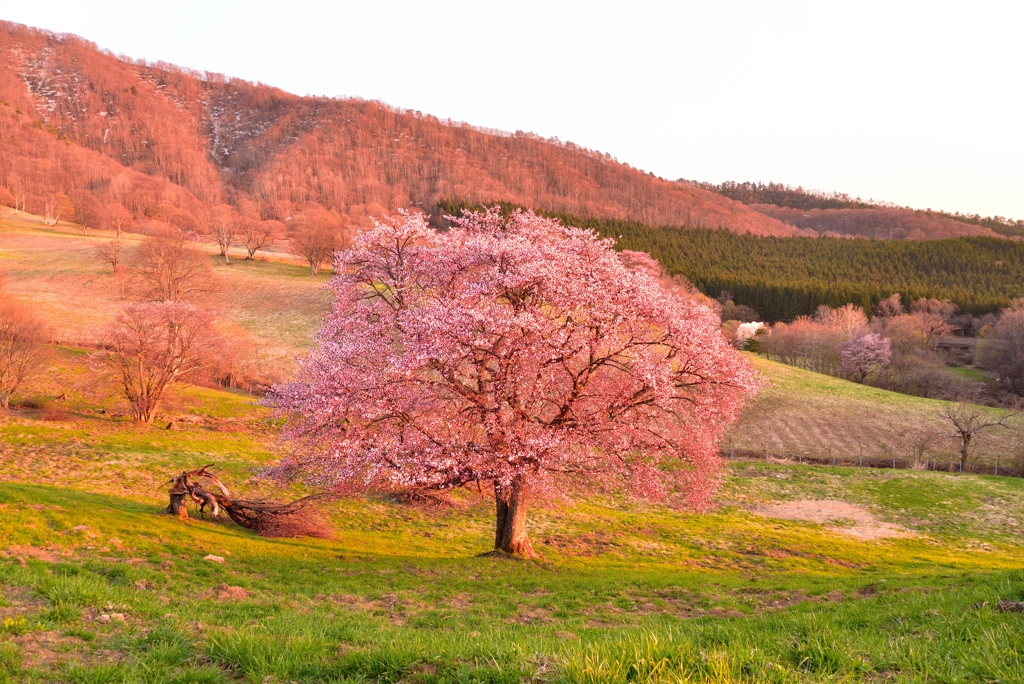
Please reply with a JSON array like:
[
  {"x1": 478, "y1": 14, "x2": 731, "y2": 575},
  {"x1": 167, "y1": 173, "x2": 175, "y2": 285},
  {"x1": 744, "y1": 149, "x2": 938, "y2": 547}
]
[
  {"x1": 128, "y1": 229, "x2": 213, "y2": 302},
  {"x1": 106, "y1": 204, "x2": 134, "y2": 239},
  {"x1": 977, "y1": 301, "x2": 1024, "y2": 395},
  {"x1": 70, "y1": 191, "x2": 105, "y2": 236},
  {"x1": 815, "y1": 303, "x2": 868, "y2": 333},
  {"x1": 873, "y1": 293, "x2": 905, "y2": 319},
  {"x1": 289, "y1": 207, "x2": 346, "y2": 275},
  {"x1": 0, "y1": 294, "x2": 49, "y2": 409},
  {"x1": 239, "y1": 218, "x2": 282, "y2": 260},
  {"x1": 942, "y1": 402, "x2": 1016, "y2": 471},
  {"x1": 43, "y1": 192, "x2": 74, "y2": 227},
  {"x1": 102, "y1": 301, "x2": 215, "y2": 423},
  {"x1": 207, "y1": 205, "x2": 238, "y2": 264},
  {"x1": 95, "y1": 239, "x2": 126, "y2": 273}
]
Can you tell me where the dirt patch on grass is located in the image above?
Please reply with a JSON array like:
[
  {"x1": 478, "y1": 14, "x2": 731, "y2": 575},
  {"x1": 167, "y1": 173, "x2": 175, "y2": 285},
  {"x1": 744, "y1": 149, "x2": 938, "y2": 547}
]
[
  {"x1": 13, "y1": 630, "x2": 118, "y2": 668},
  {"x1": 1, "y1": 545, "x2": 70, "y2": 563},
  {"x1": 212, "y1": 584, "x2": 249, "y2": 601},
  {"x1": 750, "y1": 499, "x2": 914, "y2": 540}
]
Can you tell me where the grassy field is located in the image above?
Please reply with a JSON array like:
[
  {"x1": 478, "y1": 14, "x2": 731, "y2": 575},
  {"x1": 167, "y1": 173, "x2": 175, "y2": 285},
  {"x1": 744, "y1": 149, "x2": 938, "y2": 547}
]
[
  {"x1": 3, "y1": 211, "x2": 1021, "y2": 466},
  {"x1": 3, "y1": 214, "x2": 1024, "y2": 682},
  {"x1": 0, "y1": 210, "x2": 333, "y2": 378},
  {"x1": 0, "y1": 349, "x2": 1023, "y2": 682},
  {"x1": 729, "y1": 357, "x2": 1024, "y2": 468}
]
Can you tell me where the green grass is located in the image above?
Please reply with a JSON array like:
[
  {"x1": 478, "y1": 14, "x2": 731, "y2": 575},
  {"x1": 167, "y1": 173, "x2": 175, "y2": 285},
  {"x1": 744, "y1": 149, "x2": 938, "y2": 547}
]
[
  {"x1": 949, "y1": 366, "x2": 998, "y2": 386},
  {"x1": 2, "y1": 216, "x2": 1024, "y2": 681},
  {"x1": 2, "y1": 364, "x2": 1024, "y2": 681}
]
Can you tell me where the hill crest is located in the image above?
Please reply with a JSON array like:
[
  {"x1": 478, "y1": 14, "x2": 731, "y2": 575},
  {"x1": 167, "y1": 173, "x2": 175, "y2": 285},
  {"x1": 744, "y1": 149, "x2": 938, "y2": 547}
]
[{"x1": 0, "y1": 20, "x2": 794, "y2": 236}]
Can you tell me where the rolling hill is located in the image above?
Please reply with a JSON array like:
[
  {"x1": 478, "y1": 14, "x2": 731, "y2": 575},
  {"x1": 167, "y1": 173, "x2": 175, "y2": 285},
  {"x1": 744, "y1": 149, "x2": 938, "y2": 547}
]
[
  {"x1": 1, "y1": 338, "x2": 1023, "y2": 682},
  {"x1": 4, "y1": 210, "x2": 1022, "y2": 467},
  {"x1": 696, "y1": 181, "x2": 1020, "y2": 239},
  {"x1": 3, "y1": 208, "x2": 1024, "y2": 682},
  {"x1": 0, "y1": 21, "x2": 794, "y2": 236}
]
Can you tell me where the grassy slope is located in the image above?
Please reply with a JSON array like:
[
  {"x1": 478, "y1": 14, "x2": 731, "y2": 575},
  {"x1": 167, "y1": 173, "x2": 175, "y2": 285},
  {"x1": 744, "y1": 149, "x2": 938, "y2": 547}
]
[
  {"x1": 0, "y1": 350, "x2": 1023, "y2": 682},
  {"x1": 0, "y1": 210, "x2": 333, "y2": 377},
  {"x1": 730, "y1": 356, "x2": 1023, "y2": 467},
  {"x1": 2, "y1": 215, "x2": 1024, "y2": 682},
  {"x1": 3, "y1": 212, "x2": 1020, "y2": 466}
]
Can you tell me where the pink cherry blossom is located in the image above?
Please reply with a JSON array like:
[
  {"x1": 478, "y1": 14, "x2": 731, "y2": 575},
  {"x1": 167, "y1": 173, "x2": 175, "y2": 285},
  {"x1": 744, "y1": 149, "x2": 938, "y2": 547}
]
[{"x1": 265, "y1": 208, "x2": 762, "y2": 555}]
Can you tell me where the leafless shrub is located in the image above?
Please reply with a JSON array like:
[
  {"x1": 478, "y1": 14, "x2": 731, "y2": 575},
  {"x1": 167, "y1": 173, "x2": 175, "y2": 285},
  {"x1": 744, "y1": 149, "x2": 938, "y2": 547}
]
[
  {"x1": 128, "y1": 229, "x2": 213, "y2": 302},
  {"x1": 101, "y1": 301, "x2": 218, "y2": 423},
  {"x1": 95, "y1": 239, "x2": 127, "y2": 273},
  {"x1": 0, "y1": 290, "x2": 49, "y2": 409}
]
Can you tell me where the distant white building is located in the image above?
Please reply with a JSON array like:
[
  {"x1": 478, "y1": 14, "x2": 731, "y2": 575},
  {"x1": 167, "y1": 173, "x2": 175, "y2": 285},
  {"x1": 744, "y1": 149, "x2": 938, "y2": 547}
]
[{"x1": 735, "y1": 322, "x2": 765, "y2": 348}]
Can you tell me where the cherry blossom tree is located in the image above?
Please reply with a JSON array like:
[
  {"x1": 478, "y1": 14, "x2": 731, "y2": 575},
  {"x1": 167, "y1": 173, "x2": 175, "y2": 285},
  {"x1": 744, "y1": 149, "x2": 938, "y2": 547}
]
[
  {"x1": 839, "y1": 333, "x2": 892, "y2": 381},
  {"x1": 266, "y1": 209, "x2": 760, "y2": 556}
]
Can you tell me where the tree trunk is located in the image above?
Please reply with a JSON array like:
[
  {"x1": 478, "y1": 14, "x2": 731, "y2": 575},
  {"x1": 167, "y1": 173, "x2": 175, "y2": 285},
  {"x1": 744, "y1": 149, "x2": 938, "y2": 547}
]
[
  {"x1": 960, "y1": 434, "x2": 971, "y2": 471},
  {"x1": 494, "y1": 478, "x2": 536, "y2": 558},
  {"x1": 167, "y1": 489, "x2": 189, "y2": 518}
]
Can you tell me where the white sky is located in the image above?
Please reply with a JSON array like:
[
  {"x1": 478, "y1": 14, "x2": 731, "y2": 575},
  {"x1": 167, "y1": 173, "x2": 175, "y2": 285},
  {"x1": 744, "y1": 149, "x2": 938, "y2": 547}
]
[{"x1": 2, "y1": 1, "x2": 1022, "y2": 219}]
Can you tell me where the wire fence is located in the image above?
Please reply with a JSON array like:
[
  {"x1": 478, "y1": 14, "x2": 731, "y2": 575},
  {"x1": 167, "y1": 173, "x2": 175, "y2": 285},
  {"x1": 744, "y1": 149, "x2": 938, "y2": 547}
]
[{"x1": 721, "y1": 448, "x2": 1024, "y2": 478}]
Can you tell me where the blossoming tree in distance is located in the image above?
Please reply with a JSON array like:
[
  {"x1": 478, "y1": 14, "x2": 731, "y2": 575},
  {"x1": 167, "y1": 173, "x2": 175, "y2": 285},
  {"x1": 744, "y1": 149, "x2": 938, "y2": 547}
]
[{"x1": 266, "y1": 209, "x2": 761, "y2": 557}]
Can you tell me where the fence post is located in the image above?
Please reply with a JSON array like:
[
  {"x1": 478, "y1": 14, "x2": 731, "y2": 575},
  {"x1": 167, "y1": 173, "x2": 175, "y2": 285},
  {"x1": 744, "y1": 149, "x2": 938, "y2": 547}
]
[
  {"x1": 731, "y1": 449, "x2": 735, "y2": 461},
  {"x1": 766, "y1": 451, "x2": 769, "y2": 462},
  {"x1": 925, "y1": 459, "x2": 929, "y2": 470},
  {"x1": 892, "y1": 459, "x2": 896, "y2": 469},
  {"x1": 832, "y1": 458, "x2": 836, "y2": 466},
  {"x1": 859, "y1": 457, "x2": 863, "y2": 467},
  {"x1": 959, "y1": 461, "x2": 962, "y2": 473},
  {"x1": 799, "y1": 455, "x2": 802, "y2": 464},
  {"x1": 996, "y1": 457, "x2": 1000, "y2": 476}
]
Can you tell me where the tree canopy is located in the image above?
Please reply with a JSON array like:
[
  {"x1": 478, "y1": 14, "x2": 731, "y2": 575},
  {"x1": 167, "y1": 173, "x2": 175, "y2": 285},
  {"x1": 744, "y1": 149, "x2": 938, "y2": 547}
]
[{"x1": 266, "y1": 209, "x2": 760, "y2": 555}]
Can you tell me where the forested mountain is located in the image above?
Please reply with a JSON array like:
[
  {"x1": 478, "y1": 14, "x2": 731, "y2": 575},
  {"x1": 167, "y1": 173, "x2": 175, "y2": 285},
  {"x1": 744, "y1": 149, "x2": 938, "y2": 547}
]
[
  {"x1": 695, "y1": 181, "x2": 1022, "y2": 239},
  {"x1": 0, "y1": 21, "x2": 793, "y2": 236}
]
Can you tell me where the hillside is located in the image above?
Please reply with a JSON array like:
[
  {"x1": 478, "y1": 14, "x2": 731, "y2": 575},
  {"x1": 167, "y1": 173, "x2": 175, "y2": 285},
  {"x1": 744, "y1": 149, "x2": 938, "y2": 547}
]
[
  {"x1": 0, "y1": 21, "x2": 794, "y2": 237},
  {"x1": 440, "y1": 202, "x2": 1024, "y2": 320},
  {"x1": 1, "y1": 347, "x2": 1023, "y2": 682},
  {"x1": 731, "y1": 357, "x2": 1023, "y2": 468},
  {"x1": 4, "y1": 211, "x2": 1020, "y2": 467},
  {"x1": 697, "y1": 181, "x2": 1022, "y2": 239},
  {"x1": 0, "y1": 209, "x2": 332, "y2": 381},
  {"x1": 3, "y1": 212, "x2": 1024, "y2": 680}
]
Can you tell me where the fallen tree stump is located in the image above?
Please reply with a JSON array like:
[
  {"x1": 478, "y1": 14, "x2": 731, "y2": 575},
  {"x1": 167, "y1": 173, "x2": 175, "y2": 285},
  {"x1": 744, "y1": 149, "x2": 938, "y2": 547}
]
[{"x1": 162, "y1": 465, "x2": 333, "y2": 539}]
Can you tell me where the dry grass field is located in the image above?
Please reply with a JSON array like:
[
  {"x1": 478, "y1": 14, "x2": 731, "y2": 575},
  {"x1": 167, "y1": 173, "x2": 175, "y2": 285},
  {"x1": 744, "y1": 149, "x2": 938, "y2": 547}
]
[
  {"x1": 728, "y1": 357, "x2": 1024, "y2": 468},
  {"x1": 0, "y1": 211, "x2": 333, "y2": 378}
]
